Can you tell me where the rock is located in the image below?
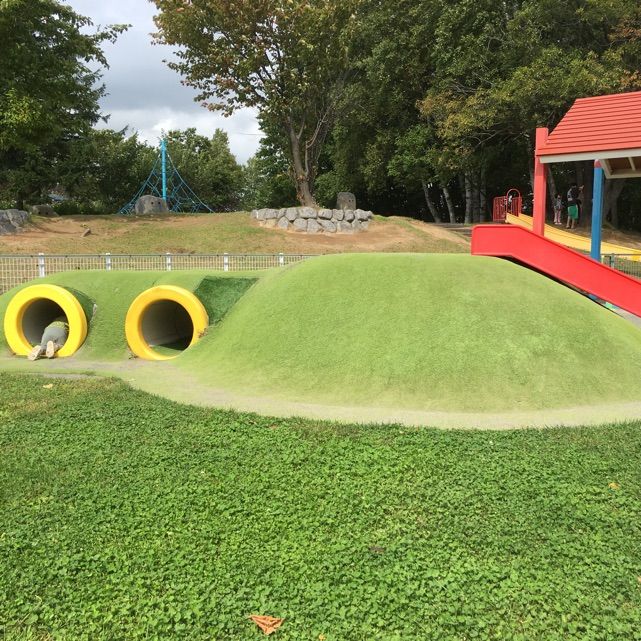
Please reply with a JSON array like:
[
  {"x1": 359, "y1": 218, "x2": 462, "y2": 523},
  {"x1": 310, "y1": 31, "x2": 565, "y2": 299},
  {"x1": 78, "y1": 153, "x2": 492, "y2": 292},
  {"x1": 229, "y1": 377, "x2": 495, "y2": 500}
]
[
  {"x1": 30, "y1": 204, "x2": 57, "y2": 217},
  {"x1": 318, "y1": 208, "x2": 333, "y2": 220},
  {"x1": 333, "y1": 209, "x2": 345, "y2": 222},
  {"x1": 360, "y1": 221, "x2": 370, "y2": 231},
  {"x1": 264, "y1": 208, "x2": 279, "y2": 220},
  {"x1": 252, "y1": 209, "x2": 266, "y2": 221},
  {"x1": 81, "y1": 228, "x2": 91, "y2": 238},
  {"x1": 0, "y1": 209, "x2": 29, "y2": 235},
  {"x1": 307, "y1": 219, "x2": 321, "y2": 234},
  {"x1": 134, "y1": 195, "x2": 169, "y2": 215},
  {"x1": 277, "y1": 217, "x2": 289, "y2": 230},
  {"x1": 293, "y1": 218, "x2": 308, "y2": 232},
  {"x1": 344, "y1": 210, "x2": 355, "y2": 222},
  {"x1": 337, "y1": 220, "x2": 354, "y2": 233},
  {"x1": 320, "y1": 219, "x2": 337, "y2": 233},
  {"x1": 285, "y1": 207, "x2": 298, "y2": 222},
  {"x1": 299, "y1": 207, "x2": 317, "y2": 219},
  {"x1": 355, "y1": 209, "x2": 371, "y2": 221},
  {"x1": 352, "y1": 220, "x2": 362, "y2": 231},
  {"x1": 336, "y1": 192, "x2": 357, "y2": 210}
]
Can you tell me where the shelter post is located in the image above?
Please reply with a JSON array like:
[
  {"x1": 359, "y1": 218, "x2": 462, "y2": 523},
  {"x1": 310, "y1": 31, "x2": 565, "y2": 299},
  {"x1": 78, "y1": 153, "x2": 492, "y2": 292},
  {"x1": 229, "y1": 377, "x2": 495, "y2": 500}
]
[
  {"x1": 591, "y1": 161, "x2": 604, "y2": 262},
  {"x1": 533, "y1": 127, "x2": 549, "y2": 236}
]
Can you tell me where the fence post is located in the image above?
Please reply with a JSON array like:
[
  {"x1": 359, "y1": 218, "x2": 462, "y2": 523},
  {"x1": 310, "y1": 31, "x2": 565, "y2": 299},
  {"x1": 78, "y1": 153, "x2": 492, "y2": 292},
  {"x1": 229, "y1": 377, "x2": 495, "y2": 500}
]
[
  {"x1": 224, "y1": 253, "x2": 229, "y2": 272},
  {"x1": 279, "y1": 252, "x2": 285, "y2": 267},
  {"x1": 37, "y1": 253, "x2": 46, "y2": 278},
  {"x1": 166, "y1": 252, "x2": 172, "y2": 271},
  {"x1": 105, "y1": 252, "x2": 112, "y2": 271}
]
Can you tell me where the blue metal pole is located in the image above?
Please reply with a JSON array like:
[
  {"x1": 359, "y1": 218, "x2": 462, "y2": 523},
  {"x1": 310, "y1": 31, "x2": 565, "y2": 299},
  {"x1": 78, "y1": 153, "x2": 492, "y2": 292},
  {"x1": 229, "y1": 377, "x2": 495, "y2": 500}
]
[
  {"x1": 161, "y1": 138, "x2": 168, "y2": 202},
  {"x1": 590, "y1": 161, "x2": 604, "y2": 262}
]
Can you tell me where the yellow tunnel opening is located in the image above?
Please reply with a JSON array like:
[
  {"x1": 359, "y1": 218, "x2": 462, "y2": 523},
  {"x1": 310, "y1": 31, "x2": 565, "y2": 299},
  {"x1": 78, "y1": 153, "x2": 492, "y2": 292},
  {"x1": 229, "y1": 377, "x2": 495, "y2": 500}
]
[
  {"x1": 3, "y1": 284, "x2": 88, "y2": 358},
  {"x1": 125, "y1": 286, "x2": 209, "y2": 361}
]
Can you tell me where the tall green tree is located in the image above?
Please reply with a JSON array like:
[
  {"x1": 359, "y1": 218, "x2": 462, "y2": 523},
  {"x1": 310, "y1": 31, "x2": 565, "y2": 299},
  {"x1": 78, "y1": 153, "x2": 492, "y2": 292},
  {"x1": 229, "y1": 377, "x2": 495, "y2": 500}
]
[
  {"x1": 152, "y1": 0, "x2": 358, "y2": 206},
  {"x1": 166, "y1": 128, "x2": 243, "y2": 211},
  {"x1": 0, "y1": 0, "x2": 126, "y2": 207}
]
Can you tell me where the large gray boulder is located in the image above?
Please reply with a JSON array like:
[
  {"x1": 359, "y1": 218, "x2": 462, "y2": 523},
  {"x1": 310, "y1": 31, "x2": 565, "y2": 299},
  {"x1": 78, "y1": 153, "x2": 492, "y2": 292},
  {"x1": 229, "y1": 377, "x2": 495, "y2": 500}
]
[
  {"x1": 134, "y1": 195, "x2": 169, "y2": 215},
  {"x1": 30, "y1": 204, "x2": 57, "y2": 217},
  {"x1": 0, "y1": 209, "x2": 29, "y2": 235},
  {"x1": 336, "y1": 192, "x2": 357, "y2": 210}
]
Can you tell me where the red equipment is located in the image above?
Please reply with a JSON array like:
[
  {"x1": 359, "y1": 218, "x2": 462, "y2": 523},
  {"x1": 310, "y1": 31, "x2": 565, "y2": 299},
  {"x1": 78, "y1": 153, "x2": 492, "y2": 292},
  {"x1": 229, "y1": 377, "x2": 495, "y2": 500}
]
[
  {"x1": 492, "y1": 189, "x2": 522, "y2": 222},
  {"x1": 471, "y1": 225, "x2": 641, "y2": 317}
]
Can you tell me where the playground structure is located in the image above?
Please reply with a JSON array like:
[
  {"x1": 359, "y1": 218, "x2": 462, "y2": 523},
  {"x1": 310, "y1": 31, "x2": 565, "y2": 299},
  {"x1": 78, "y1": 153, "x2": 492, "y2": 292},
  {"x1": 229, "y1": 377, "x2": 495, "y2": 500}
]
[
  {"x1": 119, "y1": 139, "x2": 213, "y2": 214},
  {"x1": 478, "y1": 91, "x2": 641, "y2": 318}
]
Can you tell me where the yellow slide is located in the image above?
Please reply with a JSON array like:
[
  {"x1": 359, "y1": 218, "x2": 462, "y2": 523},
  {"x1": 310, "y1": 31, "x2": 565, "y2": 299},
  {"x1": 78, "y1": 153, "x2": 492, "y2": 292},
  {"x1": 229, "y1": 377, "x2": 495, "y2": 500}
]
[{"x1": 505, "y1": 213, "x2": 641, "y2": 261}]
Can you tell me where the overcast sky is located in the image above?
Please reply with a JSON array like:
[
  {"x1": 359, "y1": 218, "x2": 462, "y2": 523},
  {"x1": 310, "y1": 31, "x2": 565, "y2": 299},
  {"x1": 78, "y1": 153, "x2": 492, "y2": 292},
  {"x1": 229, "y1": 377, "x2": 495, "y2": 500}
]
[{"x1": 64, "y1": 0, "x2": 262, "y2": 163}]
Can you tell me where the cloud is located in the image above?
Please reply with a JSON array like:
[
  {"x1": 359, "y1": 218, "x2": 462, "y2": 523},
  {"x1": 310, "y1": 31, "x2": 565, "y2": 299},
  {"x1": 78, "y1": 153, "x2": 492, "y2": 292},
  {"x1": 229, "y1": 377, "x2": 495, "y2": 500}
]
[{"x1": 64, "y1": 0, "x2": 262, "y2": 163}]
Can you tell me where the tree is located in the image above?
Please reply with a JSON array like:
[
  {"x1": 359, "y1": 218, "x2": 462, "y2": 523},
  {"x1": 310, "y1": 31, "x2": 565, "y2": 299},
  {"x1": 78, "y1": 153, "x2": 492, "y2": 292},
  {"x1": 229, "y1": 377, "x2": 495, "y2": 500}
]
[
  {"x1": 165, "y1": 128, "x2": 243, "y2": 211},
  {"x1": 59, "y1": 129, "x2": 156, "y2": 213},
  {"x1": 0, "y1": 0, "x2": 126, "y2": 207},
  {"x1": 152, "y1": 0, "x2": 357, "y2": 206}
]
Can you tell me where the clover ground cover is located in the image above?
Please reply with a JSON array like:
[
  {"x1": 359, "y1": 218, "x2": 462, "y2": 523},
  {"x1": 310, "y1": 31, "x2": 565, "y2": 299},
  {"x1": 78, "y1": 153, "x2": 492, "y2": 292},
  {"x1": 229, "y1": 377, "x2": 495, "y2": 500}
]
[{"x1": 1, "y1": 374, "x2": 641, "y2": 640}]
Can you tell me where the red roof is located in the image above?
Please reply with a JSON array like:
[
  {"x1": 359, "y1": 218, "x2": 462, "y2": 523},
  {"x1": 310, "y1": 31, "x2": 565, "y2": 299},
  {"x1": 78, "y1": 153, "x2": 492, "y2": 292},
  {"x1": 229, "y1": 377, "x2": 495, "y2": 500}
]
[{"x1": 537, "y1": 91, "x2": 641, "y2": 158}]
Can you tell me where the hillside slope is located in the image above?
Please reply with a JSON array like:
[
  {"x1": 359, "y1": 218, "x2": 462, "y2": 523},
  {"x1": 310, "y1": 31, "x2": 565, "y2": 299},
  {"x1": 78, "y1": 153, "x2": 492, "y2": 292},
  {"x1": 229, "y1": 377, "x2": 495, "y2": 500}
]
[{"x1": 178, "y1": 253, "x2": 641, "y2": 412}]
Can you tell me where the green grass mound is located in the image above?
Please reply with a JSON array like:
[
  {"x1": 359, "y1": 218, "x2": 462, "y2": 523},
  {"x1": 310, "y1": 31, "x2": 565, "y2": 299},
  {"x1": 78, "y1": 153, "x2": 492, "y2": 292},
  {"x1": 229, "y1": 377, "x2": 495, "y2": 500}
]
[
  {"x1": 0, "y1": 271, "x2": 258, "y2": 361},
  {"x1": 178, "y1": 253, "x2": 641, "y2": 412}
]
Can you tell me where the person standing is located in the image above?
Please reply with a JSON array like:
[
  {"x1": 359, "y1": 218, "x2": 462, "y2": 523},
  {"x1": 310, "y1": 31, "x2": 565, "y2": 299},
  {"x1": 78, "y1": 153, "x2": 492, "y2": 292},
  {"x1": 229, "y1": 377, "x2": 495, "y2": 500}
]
[
  {"x1": 566, "y1": 183, "x2": 582, "y2": 230},
  {"x1": 28, "y1": 316, "x2": 69, "y2": 361},
  {"x1": 553, "y1": 193, "x2": 563, "y2": 225}
]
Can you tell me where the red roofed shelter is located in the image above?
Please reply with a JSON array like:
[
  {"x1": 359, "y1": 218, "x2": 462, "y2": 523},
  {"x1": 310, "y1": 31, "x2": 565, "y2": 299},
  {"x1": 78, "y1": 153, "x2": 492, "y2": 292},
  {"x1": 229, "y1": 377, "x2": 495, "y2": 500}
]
[{"x1": 533, "y1": 91, "x2": 641, "y2": 261}]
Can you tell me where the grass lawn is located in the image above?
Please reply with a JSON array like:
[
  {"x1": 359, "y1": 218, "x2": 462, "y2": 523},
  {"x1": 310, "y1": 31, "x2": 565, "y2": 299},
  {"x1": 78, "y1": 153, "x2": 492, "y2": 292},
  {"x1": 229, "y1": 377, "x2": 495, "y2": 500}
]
[
  {"x1": 2, "y1": 374, "x2": 641, "y2": 640},
  {"x1": 0, "y1": 213, "x2": 468, "y2": 257}
]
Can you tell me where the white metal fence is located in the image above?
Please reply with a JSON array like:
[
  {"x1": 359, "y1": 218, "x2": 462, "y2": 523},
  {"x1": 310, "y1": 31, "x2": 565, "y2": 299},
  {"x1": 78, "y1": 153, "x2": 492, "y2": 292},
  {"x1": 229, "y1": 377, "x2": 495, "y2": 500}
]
[{"x1": 0, "y1": 253, "x2": 316, "y2": 294}]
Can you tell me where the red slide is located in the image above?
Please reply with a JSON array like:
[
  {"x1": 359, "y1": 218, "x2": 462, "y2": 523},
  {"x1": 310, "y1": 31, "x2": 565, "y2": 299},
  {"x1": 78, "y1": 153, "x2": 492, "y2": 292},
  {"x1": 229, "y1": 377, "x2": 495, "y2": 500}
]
[{"x1": 471, "y1": 224, "x2": 641, "y2": 317}]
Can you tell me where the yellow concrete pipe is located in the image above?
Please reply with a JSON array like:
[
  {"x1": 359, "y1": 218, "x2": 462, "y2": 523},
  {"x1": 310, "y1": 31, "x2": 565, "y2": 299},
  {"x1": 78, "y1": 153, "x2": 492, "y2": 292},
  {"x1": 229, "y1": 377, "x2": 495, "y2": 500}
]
[
  {"x1": 125, "y1": 285, "x2": 209, "y2": 361},
  {"x1": 3, "y1": 284, "x2": 88, "y2": 357}
]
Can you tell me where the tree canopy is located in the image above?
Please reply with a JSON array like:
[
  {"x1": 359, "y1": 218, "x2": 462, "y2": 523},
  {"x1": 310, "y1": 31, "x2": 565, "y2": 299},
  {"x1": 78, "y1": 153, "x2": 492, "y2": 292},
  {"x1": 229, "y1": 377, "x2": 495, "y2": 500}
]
[{"x1": 0, "y1": 0, "x2": 126, "y2": 207}]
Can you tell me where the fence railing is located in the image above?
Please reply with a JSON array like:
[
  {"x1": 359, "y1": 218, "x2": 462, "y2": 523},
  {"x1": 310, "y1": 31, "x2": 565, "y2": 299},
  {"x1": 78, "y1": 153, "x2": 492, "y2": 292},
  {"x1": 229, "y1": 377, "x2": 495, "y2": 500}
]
[
  {"x1": 0, "y1": 253, "x2": 315, "y2": 294},
  {"x1": 601, "y1": 254, "x2": 641, "y2": 279},
  {"x1": 2, "y1": 251, "x2": 639, "y2": 295}
]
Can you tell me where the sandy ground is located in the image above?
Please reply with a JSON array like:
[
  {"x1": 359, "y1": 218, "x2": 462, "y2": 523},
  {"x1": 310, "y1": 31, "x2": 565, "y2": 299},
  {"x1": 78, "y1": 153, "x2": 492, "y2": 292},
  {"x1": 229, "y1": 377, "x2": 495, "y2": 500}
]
[{"x1": 2, "y1": 355, "x2": 641, "y2": 430}]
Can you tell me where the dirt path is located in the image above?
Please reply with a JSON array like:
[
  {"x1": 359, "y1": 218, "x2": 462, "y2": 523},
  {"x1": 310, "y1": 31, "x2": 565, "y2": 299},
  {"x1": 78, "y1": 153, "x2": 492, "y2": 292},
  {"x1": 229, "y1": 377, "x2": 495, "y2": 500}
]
[{"x1": 2, "y1": 356, "x2": 640, "y2": 430}]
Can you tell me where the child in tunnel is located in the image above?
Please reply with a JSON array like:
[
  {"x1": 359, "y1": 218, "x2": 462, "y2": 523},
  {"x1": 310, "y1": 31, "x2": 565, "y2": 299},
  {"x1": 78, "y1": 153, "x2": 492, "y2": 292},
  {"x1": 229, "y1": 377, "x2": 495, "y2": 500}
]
[{"x1": 28, "y1": 316, "x2": 69, "y2": 361}]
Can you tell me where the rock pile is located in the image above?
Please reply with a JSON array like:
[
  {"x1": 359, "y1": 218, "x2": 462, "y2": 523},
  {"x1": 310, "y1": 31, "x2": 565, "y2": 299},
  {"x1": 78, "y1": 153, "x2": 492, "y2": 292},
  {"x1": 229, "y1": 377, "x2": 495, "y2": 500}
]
[
  {"x1": 0, "y1": 209, "x2": 29, "y2": 235},
  {"x1": 251, "y1": 207, "x2": 374, "y2": 233}
]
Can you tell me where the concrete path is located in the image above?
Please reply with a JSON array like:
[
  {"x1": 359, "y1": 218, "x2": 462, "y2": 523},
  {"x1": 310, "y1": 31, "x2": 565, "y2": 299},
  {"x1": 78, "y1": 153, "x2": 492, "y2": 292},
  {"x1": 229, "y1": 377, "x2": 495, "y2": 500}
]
[{"x1": 2, "y1": 356, "x2": 641, "y2": 430}]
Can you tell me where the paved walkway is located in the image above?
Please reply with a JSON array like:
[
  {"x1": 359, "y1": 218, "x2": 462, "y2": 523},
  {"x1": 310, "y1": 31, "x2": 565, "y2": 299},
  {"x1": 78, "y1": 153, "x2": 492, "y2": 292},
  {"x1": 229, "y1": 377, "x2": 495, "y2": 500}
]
[{"x1": 2, "y1": 356, "x2": 641, "y2": 430}]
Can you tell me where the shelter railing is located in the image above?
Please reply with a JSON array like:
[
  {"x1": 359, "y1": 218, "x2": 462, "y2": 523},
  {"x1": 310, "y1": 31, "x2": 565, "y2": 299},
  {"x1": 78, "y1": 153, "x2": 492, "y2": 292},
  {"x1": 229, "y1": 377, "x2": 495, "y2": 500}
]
[
  {"x1": 601, "y1": 254, "x2": 641, "y2": 279},
  {"x1": 0, "y1": 253, "x2": 316, "y2": 294}
]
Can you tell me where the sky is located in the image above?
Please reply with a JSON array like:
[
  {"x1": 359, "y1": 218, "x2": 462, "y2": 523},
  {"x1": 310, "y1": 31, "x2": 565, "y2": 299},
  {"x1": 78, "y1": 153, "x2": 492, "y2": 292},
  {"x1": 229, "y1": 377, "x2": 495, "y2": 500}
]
[{"x1": 64, "y1": 0, "x2": 262, "y2": 163}]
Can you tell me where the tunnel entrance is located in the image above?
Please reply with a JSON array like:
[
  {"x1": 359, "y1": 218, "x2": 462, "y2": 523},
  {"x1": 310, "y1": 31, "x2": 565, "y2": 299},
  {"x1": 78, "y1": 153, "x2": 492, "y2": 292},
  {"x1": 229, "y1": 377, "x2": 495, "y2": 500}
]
[
  {"x1": 140, "y1": 299, "x2": 194, "y2": 357},
  {"x1": 21, "y1": 299, "x2": 67, "y2": 347}
]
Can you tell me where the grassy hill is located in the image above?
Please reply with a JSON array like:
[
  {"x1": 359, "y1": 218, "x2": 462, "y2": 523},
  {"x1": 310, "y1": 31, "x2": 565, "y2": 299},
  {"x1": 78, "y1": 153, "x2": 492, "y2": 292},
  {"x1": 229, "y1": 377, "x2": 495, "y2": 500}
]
[
  {"x1": 4, "y1": 254, "x2": 640, "y2": 415},
  {"x1": 177, "y1": 253, "x2": 641, "y2": 412}
]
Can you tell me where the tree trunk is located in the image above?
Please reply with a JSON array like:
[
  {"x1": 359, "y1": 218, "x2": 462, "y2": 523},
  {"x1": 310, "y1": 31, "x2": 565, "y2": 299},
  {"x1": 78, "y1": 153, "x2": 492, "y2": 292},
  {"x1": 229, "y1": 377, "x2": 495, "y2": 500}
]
[
  {"x1": 286, "y1": 122, "x2": 317, "y2": 207},
  {"x1": 464, "y1": 172, "x2": 473, "y2": 224},
  {"x1": 442, "y1": 185, "x2": 456, "y2": 223},
  {"x1": 604, "y1": 179, "x2": 626, "y2": 227},
  {"x1": 546, "y1": 167, "x2": 558, "y2": 222},
  {"x1": 479, "y1": 167, "x2": 487, "y2": 222},
  {"x1": 471, "y1": 171, "x2": 480, "y2": 223},
  {"x1": 582, "y1": 160, "x2": 593, "y2": 227},
  {"x1": 421, "y1": 180, "x2": 441, "y2": 223}
]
